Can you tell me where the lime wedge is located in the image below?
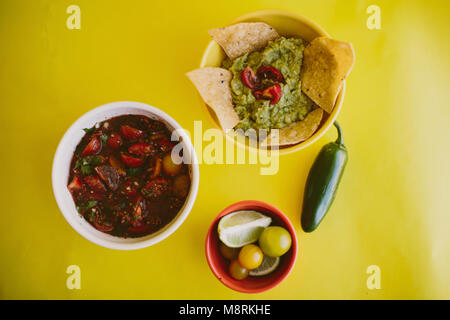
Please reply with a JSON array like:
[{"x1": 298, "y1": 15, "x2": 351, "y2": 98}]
[
  {"x1": 218, "y1": 210, "x2": 272, "y2": 248},
  {"x1": 249, "y1": 255, "x2": 280, "y2": 277}
]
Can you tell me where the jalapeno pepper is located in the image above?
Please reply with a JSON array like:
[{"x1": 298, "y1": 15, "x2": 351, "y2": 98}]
[{"x1": 301, "y1": 122, "x2": 348, "y2": 232}]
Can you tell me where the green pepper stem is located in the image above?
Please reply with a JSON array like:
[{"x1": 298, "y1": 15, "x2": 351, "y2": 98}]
[{"x1": 334, "y1": 122, "x2": 344, "y2": 145}]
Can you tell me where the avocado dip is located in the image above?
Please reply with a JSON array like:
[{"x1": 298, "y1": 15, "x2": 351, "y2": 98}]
[{"x1": 222, "y1": 37, "x2": 317, "y2": 131}]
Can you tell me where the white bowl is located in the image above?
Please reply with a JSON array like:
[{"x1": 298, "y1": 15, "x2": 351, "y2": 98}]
[{"x1": 52, "y1": 101, "x2": 200, "y2": 250}]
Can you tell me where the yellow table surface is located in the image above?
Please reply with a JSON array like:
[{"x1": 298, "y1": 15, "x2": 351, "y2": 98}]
[{"x1": 1, "y1": 0, "x2": 449, "y2": 300}]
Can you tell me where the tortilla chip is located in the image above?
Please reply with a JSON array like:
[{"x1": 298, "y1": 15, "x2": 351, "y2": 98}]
[
  {"x1": 209, "y1": 23, "x2": 279, "y2": 60},
  {"x1": 261, "y1": 109, "x2": 324, "y2": 147},
  {"x1": 301, "y1": 37, "x2": 355, "y2": 113},
  {"x1": 186, "y1": 67, "x2": 240, "y2": 130}
]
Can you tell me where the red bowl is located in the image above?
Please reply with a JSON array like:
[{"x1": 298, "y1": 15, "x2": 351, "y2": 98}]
[{"x1": 205, "y1": 200, "x2": 298, "y2": 293}]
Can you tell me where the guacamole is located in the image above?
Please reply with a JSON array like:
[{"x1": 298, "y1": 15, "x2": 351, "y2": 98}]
[{"x1": 222, "y1": 37, "x2": 317, "y2": 131}]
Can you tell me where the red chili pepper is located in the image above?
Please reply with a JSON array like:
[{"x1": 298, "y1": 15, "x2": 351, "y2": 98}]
[
  {"x1": 128, "y1": 143, "x2": 153, "y2": 157},
  {"x1": 82, "y1": 137, "x2": 102, "y2": 156},
  {"x1": 107, "y1": 133, "x2": 123, "y2": 149},
  {"x1": 241, "y1": 66, "x2": 260, "y2": 90},
  {"x1": 120, "y1": 125, "x2": 144, "y2": 140},
  {"x1": 120, "y1": 152, "x2": 144, "y2": 168},
  {"x1": 253, "y1": 84, "x2": 282, "y2": 105},
  {"x1": 257, "y1": 66, "x2": 284, "y2": 83},
  {"x1": 253, "y1": 90, "x2": 271, "y2": 100}
]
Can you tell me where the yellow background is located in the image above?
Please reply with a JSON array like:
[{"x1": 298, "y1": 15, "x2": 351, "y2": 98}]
[{"x1": 1, "y1": 0, "x2": 449, "y2": 299}]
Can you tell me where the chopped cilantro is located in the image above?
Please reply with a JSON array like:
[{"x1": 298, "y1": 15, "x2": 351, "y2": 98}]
[
  {"x1": 81, "y1": 164, "x2": 93, "y2": 175},
  {"x1": 78, "y1": 156, "x2": 102, "y2": 175},
  {"x1": 74, "y1": 158, "x2": 83, "y2": 169},
  {"x1": 126, "y1": 167, "x2": 143, "y2": 176},
  {"x1": 91, "y1": 156, "x2": 102, "y2": 166},
  {"x1": 86, "y1": 200, "x2": 97, "y2": 209},
  {"x1": 141, "y1": 189, "x2": 154, "y2": 197},
  {"x1": 83, "y1": 127, "x2": 95, "y2": 134},
  {"x1": 99, "y1": 134, "x2": 109, "y2": 144},
  {"x1": 76, "y1": 201, "x2": 97, "y2": 213}
]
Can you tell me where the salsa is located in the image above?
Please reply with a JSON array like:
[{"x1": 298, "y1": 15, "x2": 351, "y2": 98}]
[
  {"x1": 67, "y1": 115, "x2": 191, "y2": 238},
  {"x1": 222, "y1": 37, "x2": 317, "y2": 131}
]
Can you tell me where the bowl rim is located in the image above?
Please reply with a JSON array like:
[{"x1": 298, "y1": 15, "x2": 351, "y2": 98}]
[
  {"x1": 52, "y1": 101, "x2": 200, "y2": 250},
  {"x1": 199, "y1": 9, "x2": 345, "y2": 155},
  {"x1": 205, "y1": 200, "x2": 298, "y2": 293}
]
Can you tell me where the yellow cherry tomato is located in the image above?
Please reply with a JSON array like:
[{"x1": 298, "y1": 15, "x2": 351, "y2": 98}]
[
  {"x1": 162, "y1": 154, "x2": 182, "y2": 176},
  {"x1": 219, "y1": 242, "x2": 240, "y2": 260},
  {"x1": 238, "y1": 244, "x2": 263, "y2": 270},
  {"x1": 259, "y1": 226, "x2": 292, "y2": 257},
  {"x1": 229, "y1": 260, "x2": 249, "y2": 280},
  {"x1": 173, "y1": 174, "x2": 190, "y2": 198}
]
